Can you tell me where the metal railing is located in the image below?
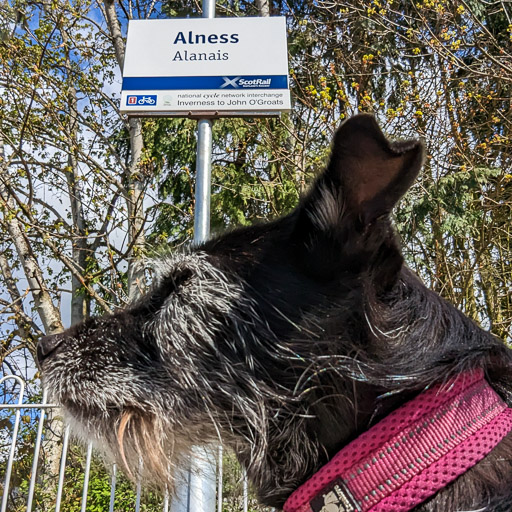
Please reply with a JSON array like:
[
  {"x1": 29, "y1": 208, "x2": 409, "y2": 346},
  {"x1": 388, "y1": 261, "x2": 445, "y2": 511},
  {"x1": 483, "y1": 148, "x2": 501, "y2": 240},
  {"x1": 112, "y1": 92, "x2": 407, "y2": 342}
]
[{"x1": 0, "y1": 375, "x2": 254, "y2": 512}]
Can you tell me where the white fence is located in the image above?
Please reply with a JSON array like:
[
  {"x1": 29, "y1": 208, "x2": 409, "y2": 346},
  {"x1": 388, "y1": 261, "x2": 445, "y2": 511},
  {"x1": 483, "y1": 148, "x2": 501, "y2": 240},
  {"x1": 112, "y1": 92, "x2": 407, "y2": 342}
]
[{"x1": 1, "y1": 375, "x2": 254, "y2": 512}]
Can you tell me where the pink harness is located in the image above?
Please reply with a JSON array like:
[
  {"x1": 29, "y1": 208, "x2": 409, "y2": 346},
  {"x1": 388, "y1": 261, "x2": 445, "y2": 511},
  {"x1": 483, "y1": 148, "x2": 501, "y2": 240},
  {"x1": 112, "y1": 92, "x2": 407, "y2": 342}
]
[{"x1": 284, "y1": 369, "x2": 512, "y2": 512}]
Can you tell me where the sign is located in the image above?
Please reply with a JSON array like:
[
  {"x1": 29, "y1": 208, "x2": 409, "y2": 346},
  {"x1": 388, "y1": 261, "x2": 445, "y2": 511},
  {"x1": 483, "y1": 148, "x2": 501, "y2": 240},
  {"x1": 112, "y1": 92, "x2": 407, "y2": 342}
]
[{"x1": 121, "y1": 17, "x2": 291, "y2": 116}]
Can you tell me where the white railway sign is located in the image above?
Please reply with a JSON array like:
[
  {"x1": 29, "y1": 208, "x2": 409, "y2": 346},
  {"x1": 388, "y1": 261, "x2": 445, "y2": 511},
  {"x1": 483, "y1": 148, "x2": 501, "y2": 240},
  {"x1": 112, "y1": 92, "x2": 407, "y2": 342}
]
[{"x1": 121, "y1": 17, "x2": 291, "y2": 116}]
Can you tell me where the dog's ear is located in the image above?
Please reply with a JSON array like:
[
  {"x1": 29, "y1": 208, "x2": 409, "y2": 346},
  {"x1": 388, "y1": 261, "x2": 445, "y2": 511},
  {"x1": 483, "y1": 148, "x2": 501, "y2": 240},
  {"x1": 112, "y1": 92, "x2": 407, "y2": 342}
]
[{"x1": 303, "y1": 114, "x2": 424, "y2": 231}]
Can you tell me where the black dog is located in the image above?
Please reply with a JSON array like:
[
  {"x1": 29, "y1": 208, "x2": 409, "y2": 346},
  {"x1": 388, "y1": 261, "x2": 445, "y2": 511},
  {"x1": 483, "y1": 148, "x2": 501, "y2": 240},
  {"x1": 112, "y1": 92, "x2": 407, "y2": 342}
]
[{"x1": 38, "y1": 115, "x2": 512, "y2": 511}]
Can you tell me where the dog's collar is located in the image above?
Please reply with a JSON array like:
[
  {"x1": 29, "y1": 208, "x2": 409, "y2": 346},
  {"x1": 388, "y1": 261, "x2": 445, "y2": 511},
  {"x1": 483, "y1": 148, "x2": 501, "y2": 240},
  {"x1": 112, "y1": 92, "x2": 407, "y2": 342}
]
[{"x1": 284, "y1": 369, "x2": 512, "y2": 512}]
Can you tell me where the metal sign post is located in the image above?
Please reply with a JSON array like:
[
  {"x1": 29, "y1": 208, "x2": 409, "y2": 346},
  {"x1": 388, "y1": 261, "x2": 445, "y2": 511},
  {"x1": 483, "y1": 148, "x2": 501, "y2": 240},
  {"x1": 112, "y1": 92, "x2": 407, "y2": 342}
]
[
  {"x1": 194, "y1": 0, "x2": 215, "y2": 245},
  {"x1": 194, "y1": 118, "x2": 213, "y2": 243}
]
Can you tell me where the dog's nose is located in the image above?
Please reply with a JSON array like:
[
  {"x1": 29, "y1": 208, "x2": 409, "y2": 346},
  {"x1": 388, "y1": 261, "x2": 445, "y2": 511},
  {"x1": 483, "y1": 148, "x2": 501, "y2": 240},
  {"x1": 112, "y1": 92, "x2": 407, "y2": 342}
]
[{"x1": 37, "y1": 333, "x2": 65, "y2": 364}]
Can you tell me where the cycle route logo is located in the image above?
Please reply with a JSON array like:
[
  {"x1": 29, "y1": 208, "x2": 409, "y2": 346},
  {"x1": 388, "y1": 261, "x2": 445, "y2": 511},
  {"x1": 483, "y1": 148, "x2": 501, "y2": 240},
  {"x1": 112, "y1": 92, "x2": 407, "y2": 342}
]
[{"x1": 127, "y1": 95, "x2": 157, "y2": 106}]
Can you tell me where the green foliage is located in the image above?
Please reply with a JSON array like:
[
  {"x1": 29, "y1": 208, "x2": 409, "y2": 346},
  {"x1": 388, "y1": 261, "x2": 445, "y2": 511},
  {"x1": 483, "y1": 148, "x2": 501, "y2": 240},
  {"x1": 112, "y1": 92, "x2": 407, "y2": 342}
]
[
  {"x1": 221, "y1": 452, "x2": 270, "y2": 512},
  {"x1": 56, "y1": 447, "x2": 164, "y2": 512}
]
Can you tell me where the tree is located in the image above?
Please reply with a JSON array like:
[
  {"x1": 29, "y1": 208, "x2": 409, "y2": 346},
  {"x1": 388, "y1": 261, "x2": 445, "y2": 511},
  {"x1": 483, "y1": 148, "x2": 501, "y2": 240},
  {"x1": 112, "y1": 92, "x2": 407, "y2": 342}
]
[{"x1": 1, "y1": 0, "x2": 153, "y2": 505}]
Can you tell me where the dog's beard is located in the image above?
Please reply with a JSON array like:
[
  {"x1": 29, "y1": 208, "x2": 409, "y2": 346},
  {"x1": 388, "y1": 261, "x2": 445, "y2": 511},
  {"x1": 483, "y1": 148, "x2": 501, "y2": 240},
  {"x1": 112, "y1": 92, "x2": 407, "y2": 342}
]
[{"x1": 62, "y1": 402, "x2": 222, "y2": 492}]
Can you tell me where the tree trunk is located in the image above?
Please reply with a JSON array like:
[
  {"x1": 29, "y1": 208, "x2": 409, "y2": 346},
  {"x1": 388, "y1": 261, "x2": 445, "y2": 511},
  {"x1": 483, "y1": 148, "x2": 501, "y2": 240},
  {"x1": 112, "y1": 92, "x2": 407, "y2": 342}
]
[
  {"x1": 256, "y1": 0, "x2": 269, "y2": 17},
  {"x1": 103, "y1": 0, "x2": 147, "y2": 301},
  {"x1": 61, "y1": 26, "x2": 90, "y2": 325},
  {"x1": 0, "y1": 138, "x2": 63, "y2": 335}
]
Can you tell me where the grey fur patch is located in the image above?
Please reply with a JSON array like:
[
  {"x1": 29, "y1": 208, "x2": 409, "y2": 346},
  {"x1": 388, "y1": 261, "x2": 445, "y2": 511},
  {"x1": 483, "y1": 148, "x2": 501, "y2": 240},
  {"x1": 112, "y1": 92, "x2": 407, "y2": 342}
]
[{"x1": 307, "y1": 184, "x2": 345, "y2": 231}]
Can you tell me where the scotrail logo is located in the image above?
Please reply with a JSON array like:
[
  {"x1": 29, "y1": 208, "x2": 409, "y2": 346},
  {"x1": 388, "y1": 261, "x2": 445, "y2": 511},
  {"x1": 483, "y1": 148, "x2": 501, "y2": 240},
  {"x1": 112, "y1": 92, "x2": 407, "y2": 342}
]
[
  {"x1": 220, "y1": 77, "x2": 272, "y2": 89},
  {"x1": 126, "y1": 95, "x2": 157, "y2": 106}
]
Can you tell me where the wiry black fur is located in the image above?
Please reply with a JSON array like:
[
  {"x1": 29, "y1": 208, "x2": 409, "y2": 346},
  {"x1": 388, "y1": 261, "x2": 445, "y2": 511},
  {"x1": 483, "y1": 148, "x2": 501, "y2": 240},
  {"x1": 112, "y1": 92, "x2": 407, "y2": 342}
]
[{"x1": 38, "y1": 115, "x2": 512, "y2": 511}]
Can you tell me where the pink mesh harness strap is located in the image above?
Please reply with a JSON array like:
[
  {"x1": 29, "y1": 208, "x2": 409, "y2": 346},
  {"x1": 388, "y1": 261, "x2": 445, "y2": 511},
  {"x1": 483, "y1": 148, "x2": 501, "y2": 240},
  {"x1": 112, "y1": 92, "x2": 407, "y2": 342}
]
[{"x1": 284, "y1": 370, "x2": 512, "y2": 512}]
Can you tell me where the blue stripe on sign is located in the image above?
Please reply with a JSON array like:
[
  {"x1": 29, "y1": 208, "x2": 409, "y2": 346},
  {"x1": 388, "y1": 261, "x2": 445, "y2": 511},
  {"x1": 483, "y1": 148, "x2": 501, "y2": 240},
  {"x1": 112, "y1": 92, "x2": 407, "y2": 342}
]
[{"x1": 122, "y1": 75, "x2": 289, "y2": 90}]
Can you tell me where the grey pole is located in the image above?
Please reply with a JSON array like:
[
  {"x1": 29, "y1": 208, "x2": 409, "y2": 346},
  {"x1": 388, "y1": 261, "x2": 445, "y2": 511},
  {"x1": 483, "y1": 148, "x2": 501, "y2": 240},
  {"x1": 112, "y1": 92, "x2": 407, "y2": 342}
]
[
  {"x1": 171, "y1": 1, "x2": 216, "y2": 511},
  {"x1": 194, "y1": 118, "x2": 213, "y2": 243}
]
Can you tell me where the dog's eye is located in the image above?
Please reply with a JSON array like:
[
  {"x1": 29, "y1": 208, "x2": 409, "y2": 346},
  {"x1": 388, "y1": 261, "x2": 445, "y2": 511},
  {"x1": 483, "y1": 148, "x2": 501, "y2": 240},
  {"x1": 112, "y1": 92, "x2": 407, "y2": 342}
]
[
  {"x1": 164, "y1": 268, "x2": 193, "y2": 289},
  {"x1": 158, "y1": 268, "x2": 193, "y2": 295},
  {"x1": 146, "y1": 268, "x2": 193, "y2": 312}
]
